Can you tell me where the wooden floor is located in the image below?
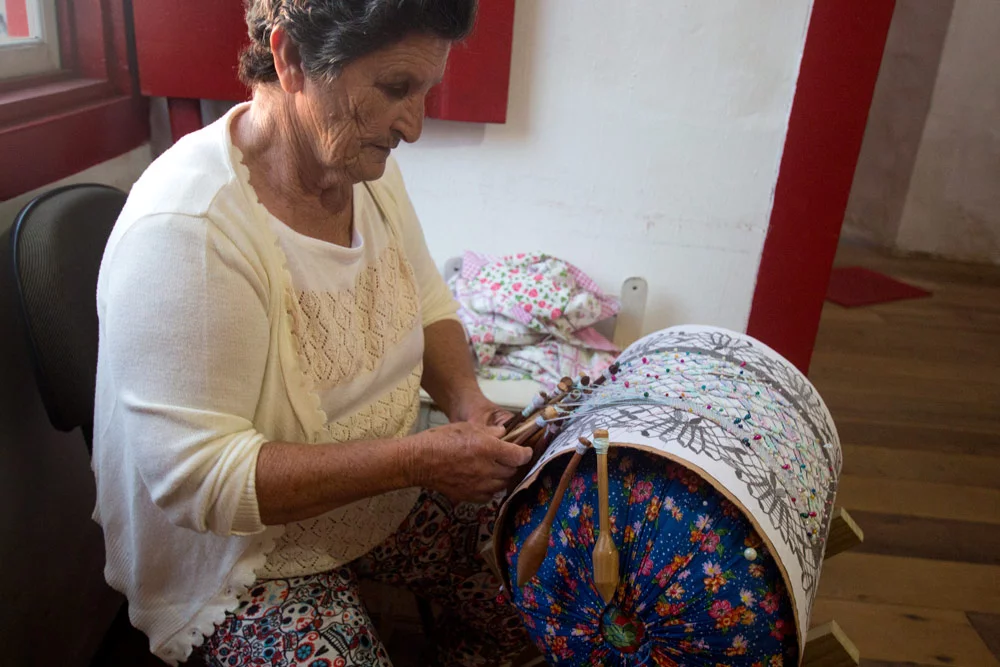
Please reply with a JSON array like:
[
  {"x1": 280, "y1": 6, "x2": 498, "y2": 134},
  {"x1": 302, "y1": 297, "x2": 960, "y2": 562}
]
[
  {"x1": 808, "y1": 242, "x2": 1000, "y2": 667},
  {"x1": 374, "y1": 242, "x2": 1000, "y2": 667}
]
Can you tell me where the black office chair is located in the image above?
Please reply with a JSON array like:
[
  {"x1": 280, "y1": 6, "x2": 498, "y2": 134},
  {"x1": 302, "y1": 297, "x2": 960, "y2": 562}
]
[
  {"x1": 8, "y1": 184, "x2": 175, "y2": 666},
  {"x1": 9, "y1": 183, "x2": 126, "y2": 452}
]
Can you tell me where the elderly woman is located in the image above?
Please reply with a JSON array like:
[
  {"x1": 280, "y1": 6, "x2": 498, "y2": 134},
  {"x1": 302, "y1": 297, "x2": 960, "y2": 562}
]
[{"x1": 92, "y1": 1, "x2": 533, "y2": 665}]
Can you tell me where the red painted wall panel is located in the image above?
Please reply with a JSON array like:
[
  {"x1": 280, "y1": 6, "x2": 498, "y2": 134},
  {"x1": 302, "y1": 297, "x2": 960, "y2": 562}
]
[
  {"x1": 6, "y1": 0, "x2": 29, "y2": 37},
  {"x1": 426, "y1": 0, "x2": 515, "y2": 123},
  {"x1": 133, "y1": 1, "x2": 250, "y2": 101},
  {"x1": 746, "y1": 0, "x2": 896, "y2": 373},
  {"x1": 132, "y1": 0, "x2": 514, "y2": 124}
]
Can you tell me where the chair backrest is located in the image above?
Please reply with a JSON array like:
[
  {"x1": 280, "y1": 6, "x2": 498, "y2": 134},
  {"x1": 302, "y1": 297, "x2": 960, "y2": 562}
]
[{"x1": 9, "y1": 184, "x2": 127, "y2": 450}]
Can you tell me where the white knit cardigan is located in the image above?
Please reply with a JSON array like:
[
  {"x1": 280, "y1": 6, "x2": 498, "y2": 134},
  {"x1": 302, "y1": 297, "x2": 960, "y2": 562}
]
[{"x1": 92, "y1": 107, "x2": 455, "y2": 664}]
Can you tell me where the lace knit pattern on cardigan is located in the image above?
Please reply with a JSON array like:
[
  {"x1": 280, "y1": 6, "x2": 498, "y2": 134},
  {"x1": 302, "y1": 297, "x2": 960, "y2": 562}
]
[{"x1": 259, "y1": 241, "x2": 423, "y2": 579}]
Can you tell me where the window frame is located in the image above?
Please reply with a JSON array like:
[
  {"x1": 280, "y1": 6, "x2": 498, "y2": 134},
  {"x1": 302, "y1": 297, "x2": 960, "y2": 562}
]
[
  {"x1": 0, "y1": 0, "x2": 149, "y2": 201},
  {"x1": 1, "y1": 0, "x2": 61, "y2": 79}
]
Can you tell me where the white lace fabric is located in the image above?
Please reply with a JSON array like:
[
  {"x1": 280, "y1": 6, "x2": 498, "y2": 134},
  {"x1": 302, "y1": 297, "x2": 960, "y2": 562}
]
[
  {"x1": 260, "y1": 187, "x2": 425, "y2": 579},
  {"x1": 292, "y1": 243, "x2": 420, "y2": 391},
  {"x1": 259, "y1": 368, "x2": 422, "y2": 578}
]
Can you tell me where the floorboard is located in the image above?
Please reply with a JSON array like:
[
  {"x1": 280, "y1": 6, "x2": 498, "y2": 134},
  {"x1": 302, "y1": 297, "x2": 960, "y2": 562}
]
[{"x1": 810, "y1": 243, "x2": 1000, "y2": 667}]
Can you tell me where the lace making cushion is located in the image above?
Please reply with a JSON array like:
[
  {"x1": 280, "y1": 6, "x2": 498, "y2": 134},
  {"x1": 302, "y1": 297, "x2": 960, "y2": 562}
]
[{"x1": 505, "y1": 450, "x2": 798, "y2": 666}]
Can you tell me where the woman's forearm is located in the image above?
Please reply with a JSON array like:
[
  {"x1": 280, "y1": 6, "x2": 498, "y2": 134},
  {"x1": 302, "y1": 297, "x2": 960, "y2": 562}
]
[
  {"x1": 254, "y1": 419, "x2": 533, "y2": 526},
  {"x1": 254, "y1": 321, "x2": 482, "y2": 527},
  {"x1": 422, "y1": 318, "x2": 484, "y2": 420},
  {"x1": 255, "y1": 436, "x2": 419, "y2": 526}
]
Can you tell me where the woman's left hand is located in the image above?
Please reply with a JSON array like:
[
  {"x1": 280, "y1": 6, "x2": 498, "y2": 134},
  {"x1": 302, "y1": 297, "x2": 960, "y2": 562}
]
[{"x1": 452, "y1": 394, "x2": 514, "y2": 428}]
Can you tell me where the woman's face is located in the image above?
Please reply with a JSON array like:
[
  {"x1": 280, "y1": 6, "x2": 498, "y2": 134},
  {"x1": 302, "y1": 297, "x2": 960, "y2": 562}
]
[{"x1": 294, "y1": 33, "x2": 451, "y2": 184}]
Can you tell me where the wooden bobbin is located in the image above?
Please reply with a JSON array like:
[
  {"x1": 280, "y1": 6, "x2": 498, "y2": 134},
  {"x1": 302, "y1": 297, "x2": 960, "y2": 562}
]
[
  {"x1": 502, "y1": 391, "x2": 548, "y2": 431},
  {"x1": 504, "y1": 406, "x2": 558, "y2": 445},
  {"x1": 504, "y1": 406, "x2": 552, "y2": 444},
  {"x1": 504, "y1": 376, "x2": 577, "y2": 436},
  {"x1": 516, "y1": 437, "x2": 592, "y2": 587},
  {"x1": 591, "y1": 429, "x2": 619, "y2": 604}
]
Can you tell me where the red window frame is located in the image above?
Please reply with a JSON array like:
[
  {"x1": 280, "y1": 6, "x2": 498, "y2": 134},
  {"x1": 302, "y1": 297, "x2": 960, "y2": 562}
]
[{"x1": 0, "y1": 0, "x2": 149, "y2": 201}]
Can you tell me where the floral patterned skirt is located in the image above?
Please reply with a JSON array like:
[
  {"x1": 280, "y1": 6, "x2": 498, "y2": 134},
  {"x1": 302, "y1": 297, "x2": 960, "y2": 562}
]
[
  {"x1": 198, "y1": 491, "x2": 527, "y2": 667},
  {"x1": 504, "y1": 449, "x2": 800, "y2": 666}
]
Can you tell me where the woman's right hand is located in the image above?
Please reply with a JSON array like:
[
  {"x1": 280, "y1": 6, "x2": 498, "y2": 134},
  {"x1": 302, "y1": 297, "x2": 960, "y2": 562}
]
[{"x1": 406, "y1": 422, "x2": 533, "y2": 504}]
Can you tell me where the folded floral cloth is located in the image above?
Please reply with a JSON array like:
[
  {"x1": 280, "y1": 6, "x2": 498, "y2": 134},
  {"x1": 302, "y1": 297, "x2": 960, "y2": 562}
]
[{"x1": 449, "y1": 251, "x2": 620, "y2": 387}]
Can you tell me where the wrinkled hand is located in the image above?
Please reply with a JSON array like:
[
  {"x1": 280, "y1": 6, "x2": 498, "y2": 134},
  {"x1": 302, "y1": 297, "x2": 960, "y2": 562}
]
[
  {"x1": 451, "y1": 393, "x2": 514, "y2": 428},
  {"x1": 409, "y1": 422, "x2": 531, "y2": 504}
]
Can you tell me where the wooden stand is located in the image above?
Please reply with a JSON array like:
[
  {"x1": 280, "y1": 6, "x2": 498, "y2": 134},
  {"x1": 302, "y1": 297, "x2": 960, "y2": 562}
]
[
  {"x1": 802, "y1": 506, "x2": 866, "y2": 667},
  {"x1": 802, "y1": 621, "x2": 860, "y2": 667},
  {"x1": 823, "y1": 507, "x2": 865, "y2": 560}
]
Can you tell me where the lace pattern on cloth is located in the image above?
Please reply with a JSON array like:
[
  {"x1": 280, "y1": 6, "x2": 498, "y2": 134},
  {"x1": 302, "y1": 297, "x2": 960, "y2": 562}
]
[
  {"x1": 322, "y1": 366, "x2": 423, "y2": 444},
  {"x1": 507, "y1": 326, "x2": 839, "y2": 645},
  {"x1": 291, "y1": 244, "x2": 420, "y2": 391},
  {"x1": 259, "y1": 367, "x2": 423, "y2": 579},
  {"x1": 260, "y1": 233, "x2": 425, "y2": 580}
]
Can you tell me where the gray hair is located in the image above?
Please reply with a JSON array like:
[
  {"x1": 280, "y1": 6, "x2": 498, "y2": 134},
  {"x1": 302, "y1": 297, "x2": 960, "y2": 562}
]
[{"x1": 239, "y1": 0, "x2": 477, "y2": 86}]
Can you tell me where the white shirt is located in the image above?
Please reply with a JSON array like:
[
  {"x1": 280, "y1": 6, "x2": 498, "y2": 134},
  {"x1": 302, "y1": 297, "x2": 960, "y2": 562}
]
[
  {"x1": 258, "y1": 182, "x2": 425, "y2": 579},
  {"x1": 92, "y1": 103, "x2": 457, "y2": 663}
]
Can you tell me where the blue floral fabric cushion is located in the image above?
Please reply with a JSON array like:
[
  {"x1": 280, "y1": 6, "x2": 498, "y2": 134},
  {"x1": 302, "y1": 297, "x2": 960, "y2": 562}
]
[{"x1": 504, "y1": 449, "x2": 799, "y2": 666}]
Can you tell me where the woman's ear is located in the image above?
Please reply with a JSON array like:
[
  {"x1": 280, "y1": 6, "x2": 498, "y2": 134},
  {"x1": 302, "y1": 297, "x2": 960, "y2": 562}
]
[{"x1": 270, "y1": 26, "x2": 306, "y2": 94}]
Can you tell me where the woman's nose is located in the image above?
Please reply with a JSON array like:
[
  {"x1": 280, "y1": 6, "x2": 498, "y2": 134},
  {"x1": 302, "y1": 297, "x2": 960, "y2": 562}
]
[{"x1": 394, "y1": 96, "x2": 425, "y2": 144}]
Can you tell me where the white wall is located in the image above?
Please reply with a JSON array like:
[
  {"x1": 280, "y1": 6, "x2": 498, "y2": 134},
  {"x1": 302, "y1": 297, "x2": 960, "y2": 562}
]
[
  {"x1": 842, "y1": 0, "x2": 955, "y2": 248},
  {"x1": 0, "y1": 145, "x2": 152, "y2": 233},
  {"x1": 396, "y1": 1, "x2": 813, "y2": 334},
  {"x1": 844, "y1": 0, "x2": 1000, "y2": 265},
  {"x1": 895, "y1": 0, "x2": 1000, "y2": 264}
]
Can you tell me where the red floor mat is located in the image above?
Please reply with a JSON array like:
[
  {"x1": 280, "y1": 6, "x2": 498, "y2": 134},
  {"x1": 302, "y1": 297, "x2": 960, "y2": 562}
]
[{"x1": 826, "y1": 266, "x2": 932, "y2": 307}]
